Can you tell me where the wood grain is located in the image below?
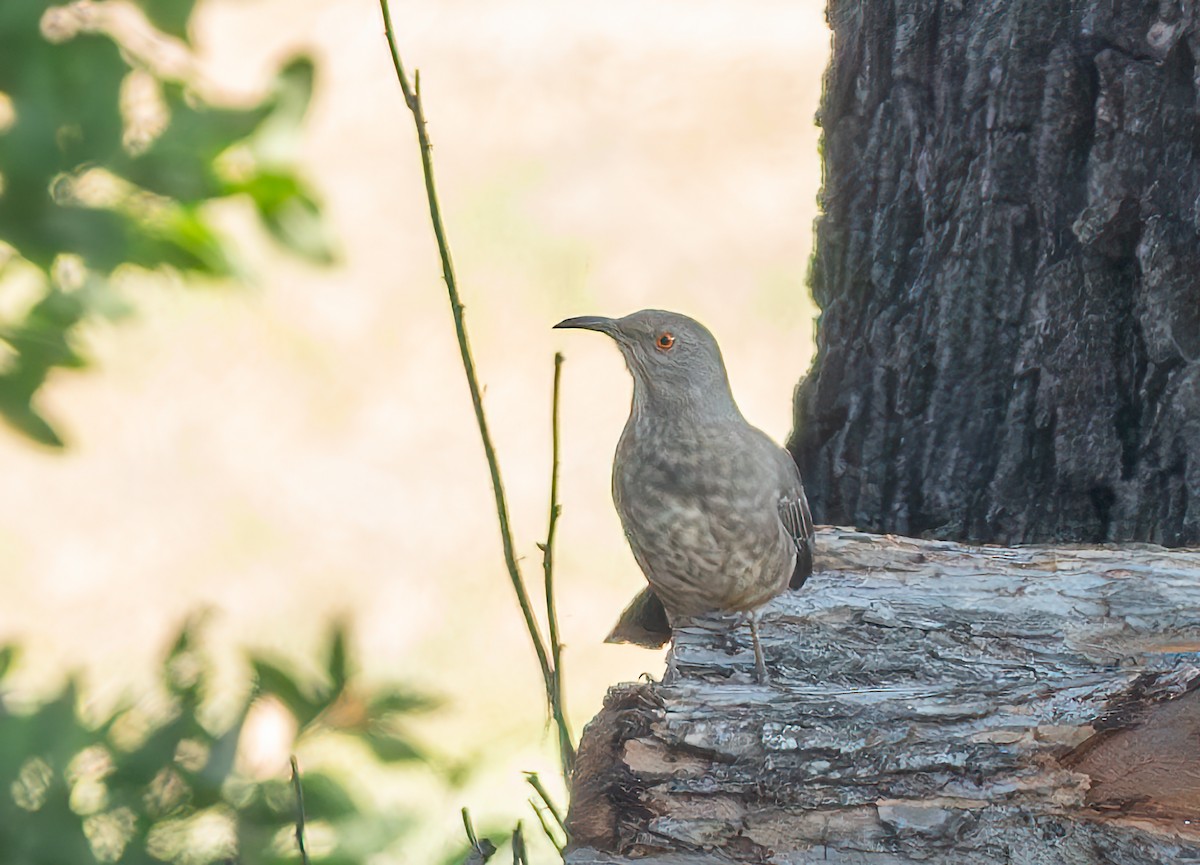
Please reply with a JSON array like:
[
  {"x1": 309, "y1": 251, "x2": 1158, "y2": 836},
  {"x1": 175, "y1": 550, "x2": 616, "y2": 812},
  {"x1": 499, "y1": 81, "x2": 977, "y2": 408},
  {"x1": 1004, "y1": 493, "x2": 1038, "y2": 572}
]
[{"x1": 566, "y1": 529, "x2": 1200, "y2": 863}]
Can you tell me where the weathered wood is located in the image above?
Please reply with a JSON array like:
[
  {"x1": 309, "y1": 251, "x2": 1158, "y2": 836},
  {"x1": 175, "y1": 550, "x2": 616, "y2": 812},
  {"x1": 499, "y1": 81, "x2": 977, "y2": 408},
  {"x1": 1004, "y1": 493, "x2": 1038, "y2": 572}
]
[
  {"x1": 566, "y1": 529, "x2": 1200, "y2": 863},
  {"x1": 791, "y1": 0, "x2": 1200, "y2": 545}
]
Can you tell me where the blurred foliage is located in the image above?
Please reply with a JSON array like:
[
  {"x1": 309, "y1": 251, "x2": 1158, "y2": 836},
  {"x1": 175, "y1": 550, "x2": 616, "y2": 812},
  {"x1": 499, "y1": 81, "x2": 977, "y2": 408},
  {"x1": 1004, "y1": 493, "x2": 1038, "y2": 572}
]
[
  {"x1": 0, "y1": 0, "x2": 334, "y2": 447},
  {"x1": 0, "y1": 620, "x2": 435, "y2": 865}
]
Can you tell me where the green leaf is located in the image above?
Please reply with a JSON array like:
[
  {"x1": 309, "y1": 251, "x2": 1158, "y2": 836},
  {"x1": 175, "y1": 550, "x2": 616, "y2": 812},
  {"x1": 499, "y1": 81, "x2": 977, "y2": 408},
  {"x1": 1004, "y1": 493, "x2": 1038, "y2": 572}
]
[
  {"x1": 367, "y1": 688, "x2": 440, "y2": 717},
  {"x1": 298, "y1": 771, "x2": 358, "y2": 819},
  {"x1": 166, "y1": 616, "x2": 202, "y2": 663},
  {"x1": 0, "y1": 394, "x2": 64, "y2": 448},
  {"x1": 0, "y1": 285, "x2": 89, "y2": 447},
  {"x1": 258, "y1": 182, "x2": 336, "y2": 264},
  {"x1": 362, "y1": 724, "x2": 426, "y2": 764},
  {"x1": 109, "y1": 711, "x2": 203, "y2": 788},
  {"x1": 326, "y1": 622, "x2": 349, "y2": 694},
  {"x1": 3, "y1": 286, "x2": 87, "y2": 367},
  {"x1": 236, "y1": 778, "x2": 294, "y2": 825},
  {"x1": 228, "y1": 170, "x2": 335, "y2": 264},
  {"x1": 118, "y1": 82, "x2": 269, "y2": 203},
  {"x1": 0, "y1": 13, "x2": 331, "y2": 449},
  {"x1": 251, "y1": 658, "x2": 322, "y2": 727},
  {"x1": 139, "y1": 0, "x2": 199, "y2": 42},
  {"x1": 200, "y1": 708, "x2": 248, "y2": 789},
  {"x1": 0, "y1": 645, "x2": 17, "y2": 680},
  {"x1": 131, "y1": 204, "x2": 237, "y2": 276},
  {"x1": 250, "y1": 57, "x2": 316, "y2": 163},
  {"x1": 0, "y1": 21, "x2": 127, "y2": 181},
  {"x1": 161, "y1": 615, "x2": 215, "y2": 704},
  {"x1": 23, "y1": 679, "x2": 93, "y2": 761}
]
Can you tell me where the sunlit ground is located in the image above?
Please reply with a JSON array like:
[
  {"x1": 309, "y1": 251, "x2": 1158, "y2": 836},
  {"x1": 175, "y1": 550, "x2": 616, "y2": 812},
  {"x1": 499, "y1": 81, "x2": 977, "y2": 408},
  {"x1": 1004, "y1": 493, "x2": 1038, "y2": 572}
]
[{"x1": 0, "y1": 0, "x2": 829, "y2": 860}]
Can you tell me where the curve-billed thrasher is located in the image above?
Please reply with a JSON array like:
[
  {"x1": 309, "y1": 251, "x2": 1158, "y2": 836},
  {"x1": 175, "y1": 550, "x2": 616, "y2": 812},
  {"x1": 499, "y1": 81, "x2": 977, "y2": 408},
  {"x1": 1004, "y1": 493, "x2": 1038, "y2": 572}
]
[{"x1": 554, "y1": 309, "x2": 814, "y2": 682}]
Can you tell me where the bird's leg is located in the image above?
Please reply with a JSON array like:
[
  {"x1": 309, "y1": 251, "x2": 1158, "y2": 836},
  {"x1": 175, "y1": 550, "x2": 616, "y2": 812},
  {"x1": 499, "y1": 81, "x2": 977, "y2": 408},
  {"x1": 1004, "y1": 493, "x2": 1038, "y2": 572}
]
[{"x1": 748, "y1": 612, "x2": 769, "y2": 684}]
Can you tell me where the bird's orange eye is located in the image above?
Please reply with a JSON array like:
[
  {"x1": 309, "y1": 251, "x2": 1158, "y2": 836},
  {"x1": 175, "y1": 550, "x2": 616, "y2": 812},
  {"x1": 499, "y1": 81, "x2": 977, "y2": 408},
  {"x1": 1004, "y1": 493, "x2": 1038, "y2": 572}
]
[{"x1": 656, "y1": 332, "x2": 676, "y2": 351}]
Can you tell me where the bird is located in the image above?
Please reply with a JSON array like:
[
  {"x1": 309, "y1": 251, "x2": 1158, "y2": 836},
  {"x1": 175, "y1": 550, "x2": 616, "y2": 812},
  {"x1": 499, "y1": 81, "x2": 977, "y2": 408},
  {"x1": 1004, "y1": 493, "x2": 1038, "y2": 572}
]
[{"x1": 554, "y1": 309, "x2": 814, "y2": 683}]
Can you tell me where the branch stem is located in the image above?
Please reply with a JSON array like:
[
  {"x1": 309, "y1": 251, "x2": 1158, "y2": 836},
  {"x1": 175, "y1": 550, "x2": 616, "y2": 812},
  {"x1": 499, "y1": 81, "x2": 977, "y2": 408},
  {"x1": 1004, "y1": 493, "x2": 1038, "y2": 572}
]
[
  {"x1": 542, "y1": 352, "x2": 574, "y2": 779},
  {"x1": 379, "y1": 1, "x2": 579, "y2": 793},
  {"x1": 377, "y1": 0, "x2": 555, "y2": 708},
  {"x1": 289, "y1": 755, "x2": 311, "y2": 865}
]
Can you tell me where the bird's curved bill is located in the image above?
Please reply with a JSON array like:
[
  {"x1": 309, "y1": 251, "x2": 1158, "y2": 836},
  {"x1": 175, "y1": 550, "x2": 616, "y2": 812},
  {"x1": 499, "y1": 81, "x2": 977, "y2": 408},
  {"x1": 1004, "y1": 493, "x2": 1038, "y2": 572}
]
[{"x1": 553, "y1": 315, "x2": 618, "y2": 334}]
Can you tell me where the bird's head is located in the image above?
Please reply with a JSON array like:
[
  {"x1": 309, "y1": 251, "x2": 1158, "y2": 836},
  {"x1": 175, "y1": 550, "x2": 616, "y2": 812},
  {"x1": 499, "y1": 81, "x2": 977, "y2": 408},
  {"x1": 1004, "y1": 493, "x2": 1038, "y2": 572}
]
[{"x1": 554, "y1": 309, "x2": 738, "y2": 418}]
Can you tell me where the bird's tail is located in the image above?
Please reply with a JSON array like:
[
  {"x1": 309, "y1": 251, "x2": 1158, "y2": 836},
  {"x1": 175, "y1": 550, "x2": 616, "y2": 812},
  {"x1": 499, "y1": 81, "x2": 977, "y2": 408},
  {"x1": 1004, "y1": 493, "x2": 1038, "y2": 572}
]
[
  {"x1": 789, "y1": 537, "x2": 814, "y2": 590},
  {"x1": 604, "y1": 586, "x2": 671, "y2": 648}
]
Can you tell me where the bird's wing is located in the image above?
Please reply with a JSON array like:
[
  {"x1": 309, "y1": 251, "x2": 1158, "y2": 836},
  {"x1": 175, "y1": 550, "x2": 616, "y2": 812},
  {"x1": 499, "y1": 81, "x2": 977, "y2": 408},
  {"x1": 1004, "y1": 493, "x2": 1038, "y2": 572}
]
[{"x1": 776, "y1": 453, "x2": 815, "y2": 589}]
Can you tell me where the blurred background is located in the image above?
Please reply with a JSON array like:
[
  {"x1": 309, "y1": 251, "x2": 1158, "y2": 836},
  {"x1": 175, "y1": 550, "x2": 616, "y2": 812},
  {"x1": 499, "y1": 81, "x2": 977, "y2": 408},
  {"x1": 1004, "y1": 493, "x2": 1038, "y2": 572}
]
[{"x1": 0, "y1": 0, "x2": 828, "y2": 861}]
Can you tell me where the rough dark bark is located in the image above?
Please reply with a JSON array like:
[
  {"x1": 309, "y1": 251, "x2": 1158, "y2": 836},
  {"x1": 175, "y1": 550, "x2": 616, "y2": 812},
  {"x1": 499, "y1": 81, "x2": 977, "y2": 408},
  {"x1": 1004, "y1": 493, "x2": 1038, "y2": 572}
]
[
  {"x1": 565, "y1": 530, "x2": 1200, "y2": 864},
  {"x1": 790, "y1": 0, "x2": 1200, "y2": 546}
]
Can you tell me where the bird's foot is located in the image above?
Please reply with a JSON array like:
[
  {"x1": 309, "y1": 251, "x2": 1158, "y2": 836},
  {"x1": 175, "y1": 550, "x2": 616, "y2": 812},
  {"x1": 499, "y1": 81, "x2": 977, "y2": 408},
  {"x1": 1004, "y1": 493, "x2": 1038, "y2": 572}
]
[
  {"x1": 753, "y1": 652, "x2": 770, "y2": 685},
  {"x1": 748, "y1": 614, "x2": 770, "y2": 685}
]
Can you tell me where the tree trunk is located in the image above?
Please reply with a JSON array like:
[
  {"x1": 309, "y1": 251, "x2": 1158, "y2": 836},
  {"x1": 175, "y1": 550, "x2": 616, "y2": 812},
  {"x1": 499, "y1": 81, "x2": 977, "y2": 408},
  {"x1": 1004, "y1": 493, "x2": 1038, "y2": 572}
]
[
  {"x1": 565, "y1": 529, "x2": 1200, "y2": 864},
  {"x1": 789, "y1": 0, "x2": 1200, "y2": 546}
]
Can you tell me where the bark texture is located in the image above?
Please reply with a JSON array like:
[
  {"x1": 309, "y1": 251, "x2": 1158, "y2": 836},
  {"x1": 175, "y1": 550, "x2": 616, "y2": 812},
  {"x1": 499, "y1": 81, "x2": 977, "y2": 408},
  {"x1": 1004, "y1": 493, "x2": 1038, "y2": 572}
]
[
  {"x1": 566, "y1": 529, "x2": 1200, "y2": 863},
  {"x1": 790, "y1": 0, "x2": 1200, "y2": 545}
]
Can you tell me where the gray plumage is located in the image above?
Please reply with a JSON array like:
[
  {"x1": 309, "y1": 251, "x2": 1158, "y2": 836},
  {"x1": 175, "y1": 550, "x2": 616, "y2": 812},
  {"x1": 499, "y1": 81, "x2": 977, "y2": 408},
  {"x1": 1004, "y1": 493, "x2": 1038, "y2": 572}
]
[{"x1": 554, "y1": 310, "x2": 814, "y2": 672}]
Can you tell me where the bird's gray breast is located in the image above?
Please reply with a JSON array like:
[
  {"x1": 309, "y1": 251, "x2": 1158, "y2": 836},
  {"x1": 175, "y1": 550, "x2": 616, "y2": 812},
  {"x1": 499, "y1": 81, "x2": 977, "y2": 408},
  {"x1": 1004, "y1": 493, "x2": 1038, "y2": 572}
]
[{"x1": 612, "y1": 418, "x2": 795, "y2": 618}]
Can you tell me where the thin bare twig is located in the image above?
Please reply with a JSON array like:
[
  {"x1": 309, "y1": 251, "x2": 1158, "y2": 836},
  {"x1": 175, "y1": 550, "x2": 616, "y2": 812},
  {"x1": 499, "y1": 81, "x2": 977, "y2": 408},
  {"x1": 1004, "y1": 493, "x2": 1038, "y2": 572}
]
[
  {"x1": 511, "y1": 822, "x2": 529, "y2": 865},
  {"x1": 289, "y1": 755, "x2": 311, "y2": 865},
  {"x1": 462, "y1": 807, "x2": 480, "y2": 848},
  {"x1": 538, "y1": 352, "x2": 574, "y2": 780},
  {"x1": 377, "y1": 0, "x2": 560, "y2": 722},
  {"x1": 461, "y1": 807, "x2": 497, "y2": 864},
  {"x1": 527, "y1": 797, "x2": 566, "y2": 855},
  {"x1": 523, "y1": 772, "x2": 568, "y2": 839}
]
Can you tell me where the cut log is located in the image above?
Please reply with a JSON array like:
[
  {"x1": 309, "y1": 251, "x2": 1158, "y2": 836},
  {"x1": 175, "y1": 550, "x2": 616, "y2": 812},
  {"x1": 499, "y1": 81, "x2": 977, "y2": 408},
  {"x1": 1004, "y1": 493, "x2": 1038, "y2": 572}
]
[{"x1": 566, "y1": 529, "x2": 1200, "y2": 864}]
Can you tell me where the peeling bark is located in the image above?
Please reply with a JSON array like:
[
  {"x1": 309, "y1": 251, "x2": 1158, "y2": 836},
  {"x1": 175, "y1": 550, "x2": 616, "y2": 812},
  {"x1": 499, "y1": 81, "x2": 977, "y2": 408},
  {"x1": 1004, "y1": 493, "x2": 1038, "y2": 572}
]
[
  {"x1": 565, "y1": 530, "x2": 1200, "y2": 863},
  {"x1": 790, "y1": 0, "x2": 1200, "y2": 545}
]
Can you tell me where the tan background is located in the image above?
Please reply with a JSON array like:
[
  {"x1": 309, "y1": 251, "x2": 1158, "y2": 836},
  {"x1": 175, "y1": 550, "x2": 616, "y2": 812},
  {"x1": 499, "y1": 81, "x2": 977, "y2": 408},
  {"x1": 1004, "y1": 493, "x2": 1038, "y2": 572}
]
[{"x1": 0, "y1": 0, "x2": 829, "y2": 860}]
